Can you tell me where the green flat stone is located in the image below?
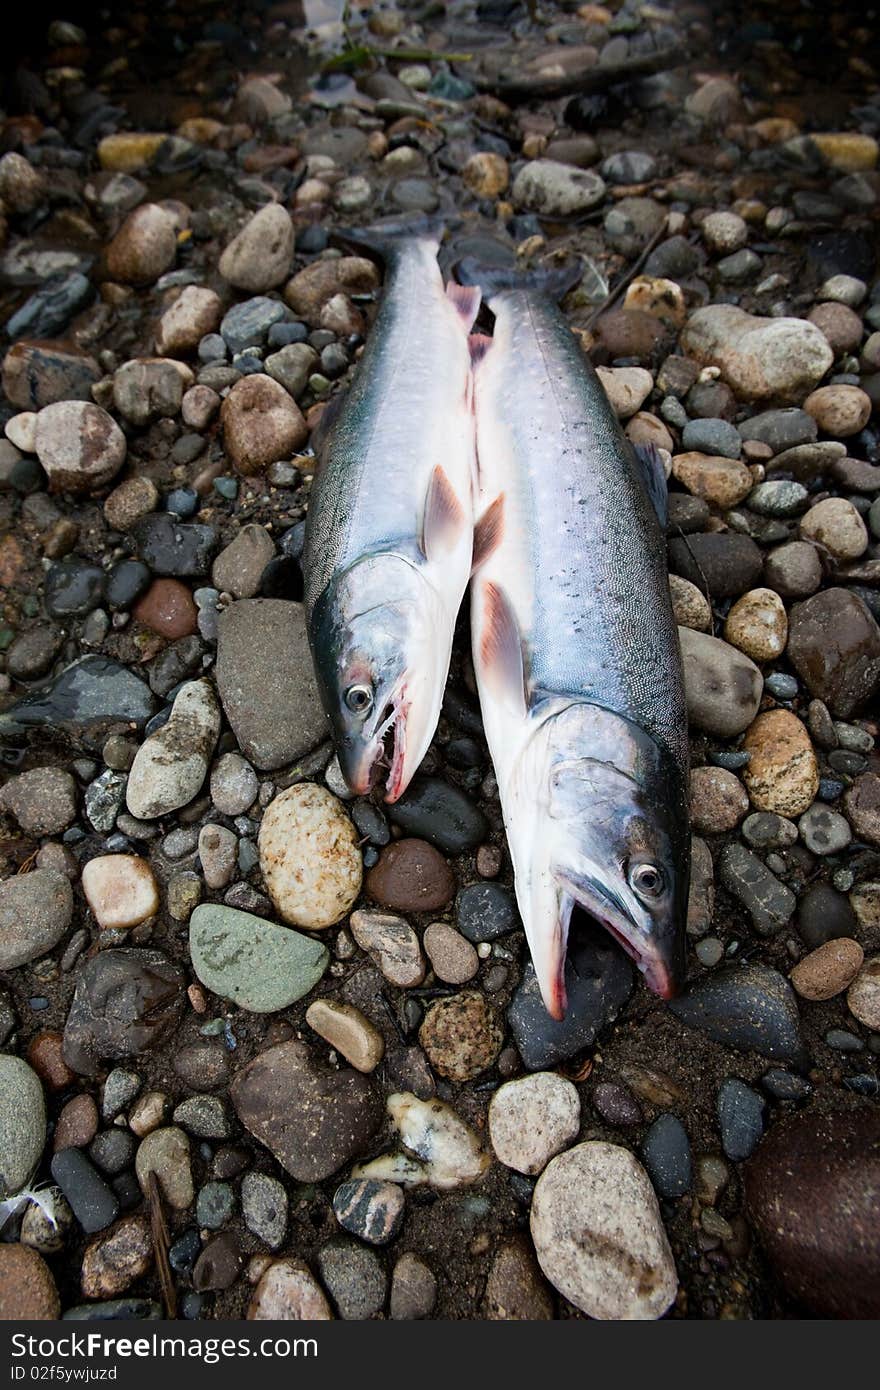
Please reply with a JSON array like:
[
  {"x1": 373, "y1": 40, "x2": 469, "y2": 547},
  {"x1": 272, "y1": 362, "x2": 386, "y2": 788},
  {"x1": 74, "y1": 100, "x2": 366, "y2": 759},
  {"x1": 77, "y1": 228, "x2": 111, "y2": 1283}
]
[{"x1": 190, "y1": 904, "x2": 329, "y2": 1013}]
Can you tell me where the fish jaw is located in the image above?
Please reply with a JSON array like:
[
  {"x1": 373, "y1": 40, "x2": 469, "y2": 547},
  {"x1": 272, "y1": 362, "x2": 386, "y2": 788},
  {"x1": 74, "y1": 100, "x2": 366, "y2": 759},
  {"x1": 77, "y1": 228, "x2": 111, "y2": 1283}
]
[{"x1": 556, "y1": 863, "x2": 684, "y2": 1001}]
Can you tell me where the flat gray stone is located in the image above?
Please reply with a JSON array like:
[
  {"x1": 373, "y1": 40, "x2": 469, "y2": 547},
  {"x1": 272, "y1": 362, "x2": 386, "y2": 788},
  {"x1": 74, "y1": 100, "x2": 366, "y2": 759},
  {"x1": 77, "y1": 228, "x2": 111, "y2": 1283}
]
[{"x1": 216, "y1": 599, "x2": 329, "y2": 770}]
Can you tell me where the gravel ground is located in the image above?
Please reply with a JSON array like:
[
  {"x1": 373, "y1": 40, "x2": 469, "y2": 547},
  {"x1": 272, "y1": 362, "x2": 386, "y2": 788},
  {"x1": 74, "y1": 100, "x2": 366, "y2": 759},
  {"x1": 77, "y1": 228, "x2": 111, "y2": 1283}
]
[{"x1": 0, "y1": 0, "x2": 879, "y2": 1323}]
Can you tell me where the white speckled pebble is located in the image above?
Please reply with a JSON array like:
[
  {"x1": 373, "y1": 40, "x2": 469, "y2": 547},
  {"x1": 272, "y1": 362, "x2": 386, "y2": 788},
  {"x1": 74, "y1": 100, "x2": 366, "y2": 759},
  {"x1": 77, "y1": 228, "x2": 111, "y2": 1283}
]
[
  {"x1": 489, "y1": 1073, "x2": 580, "y2": 1175},
  {"x1": 258, "y1": 783, "x2": 362, "y2": 929}
]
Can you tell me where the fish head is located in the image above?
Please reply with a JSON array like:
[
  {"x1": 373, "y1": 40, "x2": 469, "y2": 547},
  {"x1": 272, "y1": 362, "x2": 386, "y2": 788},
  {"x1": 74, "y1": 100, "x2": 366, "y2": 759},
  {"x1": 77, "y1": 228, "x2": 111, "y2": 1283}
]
[
  {"x1": 311, "y1": 553, "x2": 450, "y2": 802},
  {"x1": 508, "y1": 701, "x2": 689, "y2": 1020}
]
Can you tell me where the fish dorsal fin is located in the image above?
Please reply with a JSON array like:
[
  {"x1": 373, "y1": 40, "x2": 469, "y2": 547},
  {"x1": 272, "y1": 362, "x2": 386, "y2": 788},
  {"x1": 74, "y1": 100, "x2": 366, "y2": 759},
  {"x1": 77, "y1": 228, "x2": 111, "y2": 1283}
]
[
  {"x1": 468, "y1": 332, "x2": 493, "y2": 365},
  {"x1": 446, "y1": 280, "x2": 481, "y2": 331},
  {"x1": 472, "y1": 493, "x2": 504, "y2": 572},
  {"x1": 479, "y1": 580, "x2": 527, "y2": 718},
  {"x1": 421, "y1": 465, "x2": 466, "y2": 561},
  {"x1": 632, "y1": 442, "x2": 668, "y2": 528}
]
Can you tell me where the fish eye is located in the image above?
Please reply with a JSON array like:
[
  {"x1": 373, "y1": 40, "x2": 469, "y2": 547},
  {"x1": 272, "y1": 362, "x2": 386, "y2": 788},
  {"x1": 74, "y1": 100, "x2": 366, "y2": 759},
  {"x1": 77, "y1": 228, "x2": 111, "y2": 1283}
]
[
  {"x1": 344, "y1": 683, "x2": 374, "y2": 714},
  {"x1": 628, "y1": 861, "x2": 664, "y2": 899}
]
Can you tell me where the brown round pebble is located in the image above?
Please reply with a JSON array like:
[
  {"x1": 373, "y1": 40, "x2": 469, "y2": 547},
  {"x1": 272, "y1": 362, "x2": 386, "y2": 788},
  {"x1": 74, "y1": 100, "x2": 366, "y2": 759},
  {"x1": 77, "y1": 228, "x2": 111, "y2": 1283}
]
[
  {"x1": 476, "y1": 844, "x2": 502, "y2": 878},
  {"x1": 81, "y1": 1215, "x2": 152, "y2": 1298},
  {"x1": 423, "y1": 921, "x2": 479, "y2": 984},
  {"x1": 0, "y1": 1245, "x2": 60, "y2": 1319},
  {"x1": 133, "y1": 578, "x2": 198, "y2": 639},
  {"x1": 366, "y1": 839, "x2": 455, "y2": 912},
  {"x1": 689, "y1": 765, "x2": 749, "y2": 834},
  {"x1": 104, "y1": 476, "x2": 160, "y2": 532},
  {"x1": 418, "y1": 991, "x2": 503, "y2": 1081},
  {"x1": 221, "y1": 375, "x2": 308, "y2": 476},
  {"x1": 54, "y1": 1092, "x2": 100, "y2": 1151},
  {"x1": 789, "y1": 938, "x2": 864, "y2": 1001},
  {"x1": 807, "y1": 301, "x2": 865, "y2": 355},
  {"x1": 26, "y1": 1030, "x2": 75, "y2": 1091}
]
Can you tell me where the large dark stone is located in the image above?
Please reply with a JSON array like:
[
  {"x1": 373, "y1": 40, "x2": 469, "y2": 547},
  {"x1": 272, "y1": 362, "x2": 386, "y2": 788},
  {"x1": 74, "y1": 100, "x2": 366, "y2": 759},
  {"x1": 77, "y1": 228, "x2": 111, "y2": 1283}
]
[
  {"x1": 668, "y1": 533, "x2": 763, "y2": 598},
  {"x1": 787, "y1": 588, "x2": 880, "y2": 718},
  {"x1": 387, "y1": 777, "x2": 488, "y2": 854},
  {"x1": 508, "y1": 918, "x2": 633, "y2": 1070},
  {"x1": 745, "y1": 1107, "x2": 880, "y2": 1318},
  {"x1": 668, "y1": 963, "x2": 808, "y2": 1067},
  {"x1": 62, "y1": 949, "x2": 186, "y2": 1076},
  {"x1": 230, "y1": 1040, "x2": 383, "y2": 1182}
]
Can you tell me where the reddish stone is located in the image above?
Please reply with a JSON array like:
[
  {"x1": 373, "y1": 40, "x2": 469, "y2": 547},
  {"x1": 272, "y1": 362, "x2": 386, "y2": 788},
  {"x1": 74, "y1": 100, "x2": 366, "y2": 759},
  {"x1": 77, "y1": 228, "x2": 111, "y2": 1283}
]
[
  {"x1": 133, "y1": 578, "x2": 198, "y2": 638},
  {"x1": 745, "y1": 1108, "x2": 880, "y2": 1318},
  {"x1": 26, "y1": 1030, "x2": 75, "y2": 1090},
  {"x1": 365, "y1": 838, "x2": 455, "y2": 912},
  {"x1": 54, "y1": 1093, "x2": 99, "y2": 1151}
]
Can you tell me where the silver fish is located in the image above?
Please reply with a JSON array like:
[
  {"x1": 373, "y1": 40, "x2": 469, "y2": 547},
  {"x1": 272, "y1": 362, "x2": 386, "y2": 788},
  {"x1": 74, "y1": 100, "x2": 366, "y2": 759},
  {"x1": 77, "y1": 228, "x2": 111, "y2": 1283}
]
[
  {"x1": 465, "y1": 263, "x2": 690, "y2": 1018},
  {"x1": 303, "y1": 226, "x2": 479, "y2": 801}
]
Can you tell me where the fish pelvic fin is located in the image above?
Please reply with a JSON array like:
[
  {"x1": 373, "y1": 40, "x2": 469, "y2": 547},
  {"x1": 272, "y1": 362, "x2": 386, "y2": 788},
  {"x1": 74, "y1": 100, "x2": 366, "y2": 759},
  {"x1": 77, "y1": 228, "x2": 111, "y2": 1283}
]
[
  {"x1": 468, "y1": 332, "x2": 494, "y2": 365},
  {"x1": 446, "y1": 281, "x2": 481, "y2": 331},
  {"x1": 421, "y1": 465, "x2": 466, "y2": 562},
  {"x1": 472, "y1": 493, "x2": 505, "y2": 572},
  {"x1": 632, "y1": 441, "x2": 669, "y2": 528},
  {"x1": 479, "y1": 580, "x2": 527, "y2": 717}
]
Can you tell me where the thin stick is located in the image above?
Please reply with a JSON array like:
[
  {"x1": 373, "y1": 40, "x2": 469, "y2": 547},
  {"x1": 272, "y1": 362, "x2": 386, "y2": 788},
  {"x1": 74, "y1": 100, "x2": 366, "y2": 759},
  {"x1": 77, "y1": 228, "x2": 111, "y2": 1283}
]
[
  {"x1": 148, "y1": 1171, "x2": 177, "y2": 1320},
  {"x1": 584, "y1": 216, "x2": 669, "y2": 331}
]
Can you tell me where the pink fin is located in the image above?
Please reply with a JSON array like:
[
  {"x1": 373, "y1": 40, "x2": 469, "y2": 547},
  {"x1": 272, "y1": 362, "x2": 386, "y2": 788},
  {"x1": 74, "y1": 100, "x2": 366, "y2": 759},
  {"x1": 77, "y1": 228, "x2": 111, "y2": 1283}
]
[
  {"x1": 446, "y1": 281, "x2": 481, "y2": 331},
  {"x1": 469, "y1": 332, "x2": 493, "y2": 364},
  {"x1": 472, "y1": 493, "x2": 504, "y2": 572},
  {"x1": 479, "y1": 581, "x2": 526, "y2": 715},
  {"x1": 421, "y1": 465, "x2": 466, "y2": 561}
]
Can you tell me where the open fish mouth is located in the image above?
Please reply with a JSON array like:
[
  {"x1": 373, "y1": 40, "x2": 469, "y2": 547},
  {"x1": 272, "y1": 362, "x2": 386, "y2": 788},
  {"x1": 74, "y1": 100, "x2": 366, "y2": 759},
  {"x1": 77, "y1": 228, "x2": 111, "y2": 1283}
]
[
  {"x1": 371, "y1": 687, "x2": 409, "y2": 803},
  {"x1": 558, "y1": 872, "x2": 677, "y2": 1003}
]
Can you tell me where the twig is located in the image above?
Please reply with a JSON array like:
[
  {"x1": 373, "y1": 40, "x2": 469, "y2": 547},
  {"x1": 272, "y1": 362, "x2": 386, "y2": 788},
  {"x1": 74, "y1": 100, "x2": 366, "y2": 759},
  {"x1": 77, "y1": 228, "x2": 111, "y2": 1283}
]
[
  {"x1": 476, "y1": 43, "x2": 685, "y2": 103},
  {"x1": 584, "y1": 216, "x2": 669, "y2": 330},
  {"x1": 148, "y1": 1171, "x2": 177, "y2": 1320}
]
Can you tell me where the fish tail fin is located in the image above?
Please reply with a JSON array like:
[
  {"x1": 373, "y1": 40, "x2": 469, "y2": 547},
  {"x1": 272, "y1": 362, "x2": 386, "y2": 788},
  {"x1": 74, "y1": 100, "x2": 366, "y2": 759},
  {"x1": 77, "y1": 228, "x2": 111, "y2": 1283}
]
[
  {"x1": 454, "y1": 248, "x2": 582, "y2": 305},
  {"x1": 332, "y1": 214, "x2": 458, "y2": 261}
]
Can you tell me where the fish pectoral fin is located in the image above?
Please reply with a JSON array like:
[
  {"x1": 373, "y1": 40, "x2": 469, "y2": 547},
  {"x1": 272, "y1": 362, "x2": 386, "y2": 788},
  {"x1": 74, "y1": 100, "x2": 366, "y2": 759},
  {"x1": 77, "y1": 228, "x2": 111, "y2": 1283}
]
[
  {"x1": 479, "y1": 580, "x2": 527, "y2": 717},
  {"x1": 632, "y1": 441, "x2": 669, "y2": 528},
  {"x1": 446, "y1": 281, "x2": 481, "y2": 331},
  {"x1": 468, "y1": 332, "x2": 493, "y2": 365},
  {"x1": 421, "y1": 465, "x2": 467, "y2": 561},
  {"x1": 472, "y1": 493, "x2": 505, "y2": 572}
]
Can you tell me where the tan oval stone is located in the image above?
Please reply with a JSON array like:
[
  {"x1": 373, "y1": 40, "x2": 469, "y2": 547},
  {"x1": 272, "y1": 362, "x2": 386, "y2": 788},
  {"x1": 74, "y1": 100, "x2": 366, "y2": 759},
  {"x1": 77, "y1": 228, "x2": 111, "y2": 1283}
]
[
  {"x1": 305, "y1": 998, "x2": 385, "y2": 1073},
  {"x1": 803, "y1": 384, "x2": 871, "y2": 437},
  {"x1": 724, "y1": 587, "x2": 788, "y2": 661},
  {"x1": 625, "y1": 411, "x2": 674, "y2": 453},
  {"x1": 595, "y1": 365, "x2": 653, "y2": 419},
  {"x1": 799, "y1": 497, "x2": 868, "y2": 559},
  {"x1": 742, "y1": 709, "x2": 819, "y2": 816},
  {"x1": 530, "y1": 1141, "x2": 677, "y2": 1320},
  {"x1": 462, "y1": 151, "x2": 509, "y2": 196},
  {"x1": 790, "y1": 938, "x2": 864, "y2": 1001},
  {"x1": 258, "y1": 784, "x2": 362, "y2": 929},
  {"x1": 672, "y1": 452, "x2": 753, "y2": 508},
  {"x1": 423, "y1": 921, "x2": 479, "y2": 984},
  {"x1": 669, "y1": 574, "x2": 711, "y2": 631},
  {"x1": 248, "y1": 1258, "x2": 333, "y2": 1319}
]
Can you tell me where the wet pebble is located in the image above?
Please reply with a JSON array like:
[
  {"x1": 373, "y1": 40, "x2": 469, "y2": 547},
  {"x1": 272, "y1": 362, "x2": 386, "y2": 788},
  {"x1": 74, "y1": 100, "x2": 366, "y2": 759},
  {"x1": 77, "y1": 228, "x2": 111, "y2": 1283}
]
[
  {"x1": 190, "y1": 903, "x2": 328, "y2": 1012},
  {"x1": 640, "y1": 1113, "x2": 693, "y2": 1198},
  {"x1": 488, "y1": 1073, "x2": 580, "y2": 1176},
  {"x1": 717, "y1": 1078, "x2": 766, "y2": 1161},
  {"x1": 332, "y1": 1179, "x2": 404, "y2": 1246}
]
